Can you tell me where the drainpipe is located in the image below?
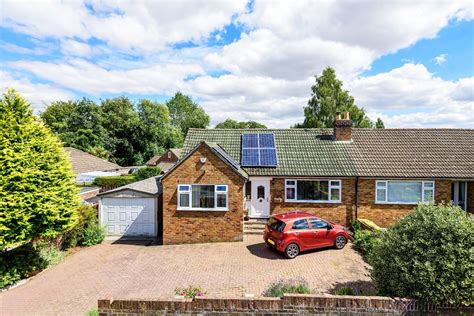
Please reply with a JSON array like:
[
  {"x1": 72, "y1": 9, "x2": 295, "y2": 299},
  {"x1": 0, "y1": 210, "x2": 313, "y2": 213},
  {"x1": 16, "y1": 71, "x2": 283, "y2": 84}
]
[{"x1": 354, "y1": 176, "x2": 359, "y2": 220}]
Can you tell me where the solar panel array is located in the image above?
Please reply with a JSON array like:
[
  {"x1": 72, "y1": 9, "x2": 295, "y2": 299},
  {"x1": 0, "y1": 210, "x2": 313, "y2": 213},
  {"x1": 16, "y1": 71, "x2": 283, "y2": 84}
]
[{"x1": 241, "y1": 133, "x2": 277, "y2": 167}]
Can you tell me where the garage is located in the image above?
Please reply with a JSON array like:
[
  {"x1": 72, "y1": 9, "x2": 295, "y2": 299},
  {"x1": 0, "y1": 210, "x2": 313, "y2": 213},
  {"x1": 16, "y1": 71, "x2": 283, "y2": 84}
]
[{"x1": 98, "y1": 176, "x2": 162, "y2": 238}]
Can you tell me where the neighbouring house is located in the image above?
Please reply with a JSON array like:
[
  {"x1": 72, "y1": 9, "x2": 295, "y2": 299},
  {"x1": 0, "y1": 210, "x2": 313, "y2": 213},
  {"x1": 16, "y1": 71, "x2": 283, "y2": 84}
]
[
  {"x1": 145, "y1": 148, "x2": 182, "y2": 173},
  {"x1": 65, "y1": 147, "x2": 122, "y2": 202},
  {"x1": 65, "y1": 147, "x2": 122, "y2": 184},
  {"x1": 97, "y1": 112, "x2": 473, "y2": 244}
]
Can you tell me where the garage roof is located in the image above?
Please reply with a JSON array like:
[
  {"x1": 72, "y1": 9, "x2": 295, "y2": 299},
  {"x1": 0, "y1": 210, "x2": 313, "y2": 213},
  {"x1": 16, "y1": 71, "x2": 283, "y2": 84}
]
[{"x1": 97, "y1": 176, "x2": 162, "y2": 196}]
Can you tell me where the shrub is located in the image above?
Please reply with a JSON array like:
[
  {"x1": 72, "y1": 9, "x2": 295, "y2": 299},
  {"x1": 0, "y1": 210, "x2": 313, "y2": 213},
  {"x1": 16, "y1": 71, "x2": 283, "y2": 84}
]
[
  {"x1": 93, "y1": 175, "x2": 136, "y2": 187},
  {"x1": 335, "y1": 287, "x2": 355, "y2": 295},
  {"x1": 63, "y1": 205, "x2": 104, "y2": 248},
  {"x1": 175, "y1": 286, "x2": 207, "y2": 298},
  {"x1": 0, "y1": 89, "x2": 80, "y2": 250},
  {"x1": 134, "y1": 166, "x2": 161, "y2": 181},
  {"x1": 85, "y1": 309, "x2": 98, "y2": 316},
  {"x1": 370, "y1": 203, "x2": 474, "y2": 306},
  {"x1": 353, "y1": 229, "x2": 380, "y2": 257},
  {"x1": 263, "y1": 278, "x2": 311, "y2": 297},
  {"x1": 81, "y1": 219, "x2": 105, "y2": 246},
  {"x1": 0, "y1": 241, "x2": 65, "y2": 288}
]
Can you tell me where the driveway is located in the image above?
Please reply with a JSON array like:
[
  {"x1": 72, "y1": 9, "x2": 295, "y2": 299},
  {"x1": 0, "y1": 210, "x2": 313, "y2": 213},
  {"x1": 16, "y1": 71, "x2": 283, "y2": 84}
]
[{"x1": 1, "y1": 235, "x2": 372, "y2": 316}]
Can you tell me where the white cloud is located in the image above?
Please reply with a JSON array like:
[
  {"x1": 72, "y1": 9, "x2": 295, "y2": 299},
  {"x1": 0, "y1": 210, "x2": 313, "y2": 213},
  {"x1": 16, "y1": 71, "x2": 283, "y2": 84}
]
[
  {"x1": 434, "y1": 53, "x2": 448, "y2": 65},
  {"x1": 60, "y1": 40, "x2": 92, "y2": 57},
  {"x1": 12, "y1": 59, "x2": 205, "y2": 95},
  {"x1": 348, "y1": 64, "x2": 474, "y2": 127},
  {"x1": 0, "y1": 71, "x2": 74, "y2": 113},
  {"x1": 1, "y1": 0, "x2": 248, "y2": 53}
]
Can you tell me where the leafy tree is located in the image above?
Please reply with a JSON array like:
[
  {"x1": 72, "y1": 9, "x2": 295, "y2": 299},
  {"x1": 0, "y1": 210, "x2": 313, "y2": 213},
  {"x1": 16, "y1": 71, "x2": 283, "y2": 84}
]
[
  {"x1": 215, "y1": 119, "x2": 267, "y2": 129},
  {"x1": 0, "y1": 89, "x2": 79, "y2": 250},
  {"x1": 296, "y1": 67, "x2": 380, "y2": 128},
  {"x1": 370, "y1": 203, "x2": 474, "y2": 305},
  {"x1": 40, "y1": 98, "x2": 106, "y2": 153},
  {"x1": 100, "y1": 97, "x2": 143, "y2": 166},
  {"x1": 166, "y1": 92, "x2": 210, "y2": 135},
  {"x1": 136, "y1": 99, "x2": 183, "y2": 163},
  {"x1": 375, "y1": 118, "x2": 385, "y2": 128}
]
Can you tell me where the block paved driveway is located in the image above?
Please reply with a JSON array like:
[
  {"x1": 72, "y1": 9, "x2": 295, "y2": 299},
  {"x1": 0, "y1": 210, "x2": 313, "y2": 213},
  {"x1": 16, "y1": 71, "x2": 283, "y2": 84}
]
[{"x1": 1, "y1": 235, "x2": 371, "y2": 316}]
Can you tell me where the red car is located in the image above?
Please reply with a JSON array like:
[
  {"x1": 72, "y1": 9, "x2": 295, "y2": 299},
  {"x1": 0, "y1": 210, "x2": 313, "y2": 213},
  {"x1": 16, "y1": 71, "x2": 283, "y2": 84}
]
[{"x1": 263, "y1": 211, "x2": 349, "y2": 259}]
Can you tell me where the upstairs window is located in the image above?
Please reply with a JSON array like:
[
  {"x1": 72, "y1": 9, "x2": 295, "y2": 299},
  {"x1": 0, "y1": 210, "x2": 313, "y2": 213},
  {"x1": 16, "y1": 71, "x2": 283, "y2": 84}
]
[
  {"x1": 376, "y1": 180, "x2": 434, "y2": 204},
  {"x1": 178, "y1": 184, "x2": 228, "y2": 211},
  {"x1": 285, "y1": 179, "x2": 341, "y2": 203}
]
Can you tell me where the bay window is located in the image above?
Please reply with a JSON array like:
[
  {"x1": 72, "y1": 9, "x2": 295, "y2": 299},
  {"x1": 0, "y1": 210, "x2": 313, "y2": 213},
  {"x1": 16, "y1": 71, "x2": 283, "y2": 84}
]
[
  {"x1": 375, "y1": 180, "x2": 434, "y2": 204},
  {"x1": 178, "y1": 184, "x2": 228, "y2": 210},
  {"x1": 285, "y1": 179, "x2": 341, "y2": 203}
]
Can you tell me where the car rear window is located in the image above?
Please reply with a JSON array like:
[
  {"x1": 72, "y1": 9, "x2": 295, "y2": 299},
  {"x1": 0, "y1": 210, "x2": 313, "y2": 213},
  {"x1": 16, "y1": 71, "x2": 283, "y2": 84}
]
[
  {"x1": 292, "y1": 219, "x2": 309, "y2": 230},
  {"x1": 267, "y1": 218, "x2": 286, "y2": 232}
]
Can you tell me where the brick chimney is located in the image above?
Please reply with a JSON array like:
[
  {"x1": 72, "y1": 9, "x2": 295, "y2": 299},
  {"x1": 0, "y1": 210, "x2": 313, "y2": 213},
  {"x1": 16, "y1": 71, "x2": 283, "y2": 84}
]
[{"x1": 334, "y1": 111, "x2": 352, "y2": 142}]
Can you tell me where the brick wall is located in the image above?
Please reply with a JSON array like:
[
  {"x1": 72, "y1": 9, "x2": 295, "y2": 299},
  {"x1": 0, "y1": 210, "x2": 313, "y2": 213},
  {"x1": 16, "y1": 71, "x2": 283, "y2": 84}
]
[
  {"x1": 357, "y1": 179, "x2": 452, "y2": 227},
  {"x1": 270, "y1": 178, "x2": 355, "y2": 226},
  {"x1": 467, "y1": 181, "x2": 474, "y2": 214},
  {"x1": 161, "y1": 143, "x2": 246, "y2": 245},
  {"x1": 98, "y1": 294, "x2": 470, "y2": 315}
]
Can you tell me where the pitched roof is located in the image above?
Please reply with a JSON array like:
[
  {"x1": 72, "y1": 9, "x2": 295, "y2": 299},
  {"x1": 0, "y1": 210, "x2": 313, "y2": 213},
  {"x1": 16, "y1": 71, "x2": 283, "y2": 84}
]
[
  {"x1": 64, "y1": 147, "x2": 121, "y2": 175},
  {"x1": 145, "y1": 148, "x2": 182, "y2": 166},
  {"x1": 156, "y1": 161, "x2": 175, "y2": 172},
  {"x1": 182, "y1": 128, "x2": 474, "y2": 179},
  {"x1": 98, "y1": 176, "x2": 162, "y2": 196},
  {"x1": 162, "y1": 142, "x2": 248, "y2": 180}
]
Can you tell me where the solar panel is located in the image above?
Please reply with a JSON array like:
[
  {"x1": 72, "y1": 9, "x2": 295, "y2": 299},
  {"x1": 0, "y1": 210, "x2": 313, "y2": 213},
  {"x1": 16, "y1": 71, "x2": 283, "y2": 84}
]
[
  {"x1": 259, "y1": 133, "x2": 275, "y2": 148},
  {"x1": 241, "y1": 133, "x2": 277, "y2": 167},
  {"x1": 242, "y1": 134, "x2": 258, "y2": 148},
  {"x1": 241, "y1": 148, "x2": 259, "y2": 166},
  {"x1": 260, "y1": 148, "x2": 277, "y2": 166}
]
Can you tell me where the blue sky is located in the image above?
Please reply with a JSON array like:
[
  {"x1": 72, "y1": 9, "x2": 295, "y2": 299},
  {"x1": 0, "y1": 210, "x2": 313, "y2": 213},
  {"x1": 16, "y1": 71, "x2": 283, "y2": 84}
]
[{"x1": 1, "y1": 1, "x2": 473, "y2": 128}]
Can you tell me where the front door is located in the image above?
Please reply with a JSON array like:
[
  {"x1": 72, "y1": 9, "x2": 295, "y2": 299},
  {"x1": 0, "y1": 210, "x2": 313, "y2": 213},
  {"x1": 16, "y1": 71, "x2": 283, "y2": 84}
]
[
  {"x1": 250, "y1": 178, "x2": 270, "y2": 218},
  {"x1": 452, "y1": 181, "x2": 467, "y2": 210}
]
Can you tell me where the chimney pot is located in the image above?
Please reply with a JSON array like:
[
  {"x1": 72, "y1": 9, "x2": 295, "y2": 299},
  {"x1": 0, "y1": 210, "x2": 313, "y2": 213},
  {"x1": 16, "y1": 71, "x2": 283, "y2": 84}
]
[{"x1": 342, "y1": 111, "x2": 350, "y2": 120}]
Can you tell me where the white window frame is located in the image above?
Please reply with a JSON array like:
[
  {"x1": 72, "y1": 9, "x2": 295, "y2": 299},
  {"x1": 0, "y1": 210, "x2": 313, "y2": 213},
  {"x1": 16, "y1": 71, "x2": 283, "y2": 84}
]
[
  {"x1": 375, "y1": 180, "x2": 435, "y2": 204},
  {"x1": 285, "y1": 179, "x2": 342, "y2": 203},
  {"x1": 177, "y1": 184, "x2": 228, "y2": 211}
]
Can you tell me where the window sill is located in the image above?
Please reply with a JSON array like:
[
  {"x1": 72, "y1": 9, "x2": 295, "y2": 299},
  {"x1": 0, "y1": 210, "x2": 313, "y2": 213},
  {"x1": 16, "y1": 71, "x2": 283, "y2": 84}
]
[
  {"x1": 284, "y1": 200, "x2": 342, "y2": 204},
  {"x1": 177, "y1": 208, "x2": 229, "y2": 212},
  {"x1": 375, "y1": 201, "x2": 430, "y2": 205}
]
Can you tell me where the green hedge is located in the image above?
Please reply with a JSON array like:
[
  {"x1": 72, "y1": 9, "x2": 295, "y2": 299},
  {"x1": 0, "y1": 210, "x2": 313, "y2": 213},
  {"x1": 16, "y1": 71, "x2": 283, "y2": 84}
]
[
  {"x1": 93, "y1": 175, "x2": 136, "y2": 187},
  {"x1": 370, "y1": 203, "x2": 474, "y2": 305}
]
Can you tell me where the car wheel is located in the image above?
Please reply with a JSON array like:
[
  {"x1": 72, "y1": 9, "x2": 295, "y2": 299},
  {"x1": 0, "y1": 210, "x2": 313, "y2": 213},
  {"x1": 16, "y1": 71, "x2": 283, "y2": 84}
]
[
  {"x1": 335, "y1": 235, "x2": 347, "y2": 249},
  {"x1": 285, "y1": 243, "x2": 300, "y2": 259}
]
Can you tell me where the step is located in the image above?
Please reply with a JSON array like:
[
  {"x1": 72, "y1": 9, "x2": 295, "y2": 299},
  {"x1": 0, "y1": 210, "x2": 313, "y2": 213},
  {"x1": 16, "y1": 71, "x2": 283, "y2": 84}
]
[
  {"x1": 244, "y1": 222, "x2": 267, "y2": 227},
  {"x1": 244, "y1": 229, "x2": 264, "y2": 235}
]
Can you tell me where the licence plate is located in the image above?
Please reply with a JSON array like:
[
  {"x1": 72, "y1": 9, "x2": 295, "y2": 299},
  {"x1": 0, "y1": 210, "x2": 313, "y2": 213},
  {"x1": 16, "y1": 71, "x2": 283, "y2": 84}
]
[{"x1": 267, "y1": 239, "x2": 275, "y2": 245}]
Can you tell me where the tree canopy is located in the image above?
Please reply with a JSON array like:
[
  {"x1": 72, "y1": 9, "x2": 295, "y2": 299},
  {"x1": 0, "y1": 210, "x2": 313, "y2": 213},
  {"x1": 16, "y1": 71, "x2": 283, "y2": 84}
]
[
  {"x1": 0, "y1": 89, "x2": 79, "y2": 250},
  {"x1": 295, "y1": 67, "x2": 383, "y2": 128},
  {"x1": 40, "y1": 94, "x2": 199, "y2": 166},
  {"x1": 215, "y1": 119, "x2": 267, "y2": 129},
  {"x1": 166, "y1": 92, "x2": 210, "y2": 135}
]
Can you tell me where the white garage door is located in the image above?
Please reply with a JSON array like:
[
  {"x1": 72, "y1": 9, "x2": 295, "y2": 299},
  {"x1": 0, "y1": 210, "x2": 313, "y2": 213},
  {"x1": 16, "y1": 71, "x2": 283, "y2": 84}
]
[{"x1": 101, "y1": 197, "x2": 156, "y2": 237}]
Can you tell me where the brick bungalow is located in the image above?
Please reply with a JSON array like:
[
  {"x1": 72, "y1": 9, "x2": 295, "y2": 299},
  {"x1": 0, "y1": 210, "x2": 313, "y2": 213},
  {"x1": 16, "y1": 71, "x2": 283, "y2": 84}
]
[{"x1": 160, "y1": 112, "x2": 473, "y2": 245}]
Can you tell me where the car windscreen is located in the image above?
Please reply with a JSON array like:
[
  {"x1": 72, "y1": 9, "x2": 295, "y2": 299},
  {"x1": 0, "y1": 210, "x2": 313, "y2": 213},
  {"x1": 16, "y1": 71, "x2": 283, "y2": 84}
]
[{"x1": 267, "y1": 218, "x2": 286, "y2": 232}]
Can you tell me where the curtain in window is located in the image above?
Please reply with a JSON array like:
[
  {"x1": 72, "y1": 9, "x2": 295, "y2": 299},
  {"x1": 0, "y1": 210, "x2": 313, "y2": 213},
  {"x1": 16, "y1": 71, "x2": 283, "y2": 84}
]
[
  {"x1": 387, "y1": 181, "x2": 422, "y2": 203},
  {"x1": 192, "y1": 185, "x2": 215, "y2": 208}
]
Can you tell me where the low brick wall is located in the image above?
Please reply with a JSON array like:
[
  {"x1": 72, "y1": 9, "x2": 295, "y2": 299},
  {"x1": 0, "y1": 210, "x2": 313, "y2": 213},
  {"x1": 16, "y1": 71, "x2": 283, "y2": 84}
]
[{"x1": 98, "y1": 294, "x2": 471, "y2": 315}]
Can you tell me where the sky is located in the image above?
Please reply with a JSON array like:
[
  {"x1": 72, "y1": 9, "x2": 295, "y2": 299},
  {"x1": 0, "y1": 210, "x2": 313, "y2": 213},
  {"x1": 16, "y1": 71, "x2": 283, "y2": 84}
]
[{"x1": 0, "y1": 0, "x2": 473, "y2": 128}]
